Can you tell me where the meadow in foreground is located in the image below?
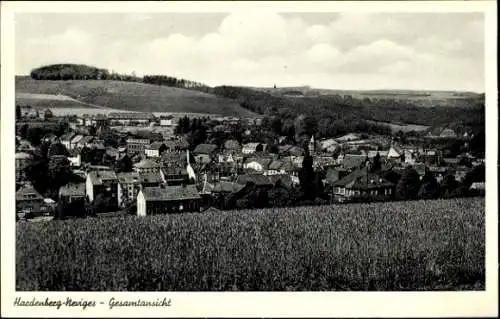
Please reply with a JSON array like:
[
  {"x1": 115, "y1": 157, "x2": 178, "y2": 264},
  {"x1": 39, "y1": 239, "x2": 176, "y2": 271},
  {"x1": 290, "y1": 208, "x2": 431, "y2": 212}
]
[{"x1": 16, "y1": 197, "x2": 485, "y2": 291}]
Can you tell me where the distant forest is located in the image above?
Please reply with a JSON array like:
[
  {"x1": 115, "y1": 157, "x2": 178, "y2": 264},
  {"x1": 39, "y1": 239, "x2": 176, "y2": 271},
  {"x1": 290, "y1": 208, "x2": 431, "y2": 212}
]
[{"x1": 212, "y1": 85, "x2": 485, "y2": 135}]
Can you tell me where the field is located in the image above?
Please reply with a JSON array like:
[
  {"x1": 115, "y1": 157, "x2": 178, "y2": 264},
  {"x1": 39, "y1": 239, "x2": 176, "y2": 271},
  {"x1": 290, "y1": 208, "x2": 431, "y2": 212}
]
[
  {"x1": 16, "y1": 197, "x2": 485, "y2": 291},
  {"x1": 15, "y1": 76, "x2": 257, "y2": 117}
]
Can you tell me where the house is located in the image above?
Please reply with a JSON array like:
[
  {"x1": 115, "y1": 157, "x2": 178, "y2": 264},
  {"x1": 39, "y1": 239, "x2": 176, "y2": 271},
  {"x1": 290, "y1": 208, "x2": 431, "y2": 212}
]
[
  {"x1": 17, "y1": 140, "x2": 37, "y2": 153},
  {"x1": 242, "y1": 143, "x2": 266, "y2": 155},
  {"x1": 70, "y1": 135, "x2": 84, "y2": 150},
  {"x1": 367, "y1": 151, "x2": 389, "y2": 159},
  {"x1": 16, "y1": 184, "x2": 47, "y2": 218},
  {"x1": 126, "y1": 138, "x2": 151, "y2": 155},
  {"x1": 67, "y1": 149, "x2": 82, "y2": 168},
  {"x1": 387, "y1": 145, "x2": 404, "y2": 160},
  {"x1": 324, "y1": 166, "x2": 349, "y2": 187},
  {"x1": 15, "y1": 152, "x2": 32, "y2": 182},
  {"x1": 319, "y1": 138, "x2": 340, "y2": 154},
  {"x1": 77, "y1": 136, "x2": 95, "y2": 149},
  {"x1": 134, "y1": 158, "x2": 162, "y2": 174},
  {"x1": 332, "y1": 167, "x2": 395, "y2": 203},
  {"x1": 159, "y1": 115, "x2": 174, "y2": 126},
  {"x1": 404, "y1": 150, "x2": 417, "y2": 165},
  {"x1": 145, "y1": 142, "x2": 167, "y2": 158},
  {"x1": 440, "y1": 128, "x2": 457, "y2": 138},
  {"x1": 108, "y1": 112, "x2": 155, "y2": 126},
  {"x1": 93, "y1": 114, "x2": 109, "y2": 127},
  {"x1": 60, "y1": 132, "x2": 76, "y2": 150},
  {"x1": 59, "y1": 183, "x2": 86, "y2": 203},
  {"x1": 265, "y1": 160, "x2": 284, "y2": 175},
  {"x1": 243, "y1": 157, "x2": 273, "y2": 173},
  {"x1": 193, "y1": 144, "x2": 218, "y2": 164},
  {"x1": 136, "y1": 185, "x2": 201, "y2": 216},
  {"x1": 85, "y1": 170, "x2": 118, "y2": 206},
  {"x1": 116, "y1": 172, "x2": 142, "y2": 207}
]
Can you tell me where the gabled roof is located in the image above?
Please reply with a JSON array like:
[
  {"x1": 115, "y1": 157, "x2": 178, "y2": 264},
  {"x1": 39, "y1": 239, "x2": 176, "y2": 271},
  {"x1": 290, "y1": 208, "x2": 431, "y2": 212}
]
[
  {"x1": 71, "y1": 135, "x2": 84, "y2": 144},
  {"x1": 268, "y1": 160, "x2": 283, "y2": 171},
  {"x1": 334, "y1": 168, "x2": 394, "y2": 189},
  {"x1": 268, "y1": 174, "x2": 293, "y2": 189},
  {"x1": 224, "y1": 139, "x2": 241, "y2": 150},
  {"x1": 341, "y1": 154, "x2": 368, "y2": 170},
  {"x1": 134, "y1": 158, "x2": 162, "y2": 169},
  {"x1": 242, "y1": 142, "x2": 262, "y2": 150},
  {"x1": 60, "y1": 132, "x2": 76, "y2": 141},
  {"x1": 212, "y1": 181, "x2": 245, "y2": 193},
  {"x1": 16, "y1": 184, "x2": 44, "y2": 201},
  {"x1": 245, "y1": 157, "x2": 273, "y2": 169},
  {"x1": 141, "y1": 185, "x2": 200, "y2": 201},
  {"x1": 79, "y1": 136, "x2": 94, "y2": 144},
  {"x1": 193, "y1": 143, "x2": 218, "y2": 155},
  {"x1": 59, "y1": 183, "x2": 86, "y2": 197}
]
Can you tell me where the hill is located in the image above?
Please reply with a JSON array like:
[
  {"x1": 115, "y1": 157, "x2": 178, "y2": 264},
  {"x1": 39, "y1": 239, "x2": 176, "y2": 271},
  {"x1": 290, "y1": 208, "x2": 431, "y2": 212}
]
[{"x1": 15, "y1": 76, "x2": 257, "y2": 117}]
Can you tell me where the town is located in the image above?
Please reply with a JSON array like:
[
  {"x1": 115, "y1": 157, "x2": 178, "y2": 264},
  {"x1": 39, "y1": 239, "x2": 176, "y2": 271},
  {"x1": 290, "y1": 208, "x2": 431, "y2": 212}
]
[{"x1": 15, "y1": 105, "x2": 485, "y2": 221}]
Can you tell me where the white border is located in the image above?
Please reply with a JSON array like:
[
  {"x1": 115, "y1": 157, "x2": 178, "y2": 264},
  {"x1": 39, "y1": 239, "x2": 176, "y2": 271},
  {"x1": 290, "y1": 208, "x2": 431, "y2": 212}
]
[{"x1": 1, "y1": 1, "x2": 498, "y2": 317}]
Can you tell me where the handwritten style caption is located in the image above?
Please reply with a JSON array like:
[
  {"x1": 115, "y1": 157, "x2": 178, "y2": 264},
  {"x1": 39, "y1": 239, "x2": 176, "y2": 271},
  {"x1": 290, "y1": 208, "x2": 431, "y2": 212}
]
[{"x1": 14, "y1": 297, "x2": 172, "y2": 310}]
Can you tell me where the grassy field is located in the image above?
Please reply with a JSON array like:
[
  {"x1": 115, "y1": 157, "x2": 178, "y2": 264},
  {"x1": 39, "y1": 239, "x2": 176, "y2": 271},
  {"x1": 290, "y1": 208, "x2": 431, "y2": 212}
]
[
  {"x1": 16, "y1": 197, "x2": 485, "y2": 291},
  {"x1": 15, "y1": 76, "x2": 257, "y2": 117}
]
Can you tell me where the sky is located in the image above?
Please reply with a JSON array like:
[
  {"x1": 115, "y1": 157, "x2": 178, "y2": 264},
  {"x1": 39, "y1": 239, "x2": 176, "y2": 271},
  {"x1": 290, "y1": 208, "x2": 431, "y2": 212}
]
[{"x1": 15, "y1": 12, "x2": 485, "y2": 92}]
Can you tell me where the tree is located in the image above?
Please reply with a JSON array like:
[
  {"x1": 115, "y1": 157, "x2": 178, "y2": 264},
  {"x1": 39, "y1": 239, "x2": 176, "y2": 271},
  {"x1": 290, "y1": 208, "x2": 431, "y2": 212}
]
[
  {"x1": 396, "y1": 167, "x2": 421, "y2": 200},
  {"x1": 299, "y1": 150, "x2": 316, "y2": 200},
  {"x1": 47, "y1": 142, "x2": 69, "y2": 157},
  {"x1": 44, "y1": 109, "x2": 54, "y2": 119},
  {"x1": 440, "y1": 174, "x2": 459, "y2": 198},
  {"x1": 48, "y1": 156, "x2": 72, "y2": 191},
  {"x1": 371, "y1": 152, "x2": 382, "y2": 173},
  {"x1": 93, "y1": 193, "x2": 110, "y2": 214},
  {"x1": 418, "y1": 171, "x2": 439, "y2": 199},
  {"x1": 16, "y1": 105, "x2": 22, "y2": 120}
]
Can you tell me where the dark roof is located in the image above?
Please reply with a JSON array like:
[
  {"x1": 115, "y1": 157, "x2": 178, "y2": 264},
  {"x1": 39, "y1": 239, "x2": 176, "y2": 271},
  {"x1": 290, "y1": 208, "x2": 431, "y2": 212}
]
[
  {"x1": 117, "y1": 172, "x2": 141, "y2": 184},
  {"x1": 105, "y1": 147, "x2": 119, "y2": 158},
  {"x1": 341, "y1": 154, "x2": 368, "y2": 170},
  {"x1": 141, "y1": 185, "x2": 200, "y2": 201},
  {"x1": 147, "y1": 142, "x2": 166, "y2": 150},
  {"x1": 139, "y1": 172, "x2": 164, "y2": 184},
  {"x1": 87, "y1": 170, "x2": 118, "y2": 185},
  {"x1": 334, "y1": 168, "x2": 394, "y2": 189},
  {"x1": 268, "y1": 174, "x2": 293, "y2": 189},
  {"x1": 16, "y1": 184, "x2": 44, "y2": 201},
  {"x1": 236, "y1": 174, "x2": 273, "y2": 187},
  {"x1": 193, "y1": 143, "x2": 218, "y2": 155},
  {"x1": 212, "y1": 181, "x2": 246, "y2": 193},
  {"x1": 79, "y1": 136, "x2": 94, "y2": 144},
  {"x1": 59, "y1": 183, "x2": 86, "y2": 197}
]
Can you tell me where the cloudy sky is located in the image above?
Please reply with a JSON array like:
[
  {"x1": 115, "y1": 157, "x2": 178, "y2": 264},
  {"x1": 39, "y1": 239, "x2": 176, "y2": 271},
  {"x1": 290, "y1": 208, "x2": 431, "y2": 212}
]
[{"x1": 15, "y1": 12, "x2": 484, "y2": 91}]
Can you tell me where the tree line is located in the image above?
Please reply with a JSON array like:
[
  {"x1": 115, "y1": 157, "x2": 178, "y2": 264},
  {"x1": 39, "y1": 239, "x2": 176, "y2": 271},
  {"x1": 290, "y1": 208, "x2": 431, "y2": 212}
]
[{"x1": 143, "y1": 75, "x2": 212, "y2": 93}]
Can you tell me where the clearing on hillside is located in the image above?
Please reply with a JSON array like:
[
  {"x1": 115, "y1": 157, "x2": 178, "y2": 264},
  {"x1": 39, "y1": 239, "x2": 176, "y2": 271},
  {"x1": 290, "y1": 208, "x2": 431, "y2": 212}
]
[{"x1": 15, "y1": 76, "x2": 258, "y2": 117}]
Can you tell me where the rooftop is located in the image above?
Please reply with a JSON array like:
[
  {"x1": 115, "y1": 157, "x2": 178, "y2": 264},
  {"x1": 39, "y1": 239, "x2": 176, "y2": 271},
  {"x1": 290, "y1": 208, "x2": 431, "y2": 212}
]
[{"x1": 141, "y1": 185, "x2": 200, "y2": 201}]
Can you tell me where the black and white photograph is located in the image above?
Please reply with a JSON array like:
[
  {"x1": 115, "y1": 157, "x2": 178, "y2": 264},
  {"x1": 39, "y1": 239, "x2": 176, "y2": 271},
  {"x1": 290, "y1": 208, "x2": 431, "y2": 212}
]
[{"x1": 1, "y1": 1, "x2": 497, "y2": 317}]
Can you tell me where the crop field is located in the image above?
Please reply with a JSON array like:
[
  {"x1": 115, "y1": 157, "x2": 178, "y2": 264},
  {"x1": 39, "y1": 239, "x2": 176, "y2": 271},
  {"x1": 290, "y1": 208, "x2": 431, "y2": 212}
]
[
  {"x1": 16, "y1": 197, "x2": 484, "y2": 291},
  {"x1": 15, "y1": 76, "x2": 257, "y2": 117}
]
